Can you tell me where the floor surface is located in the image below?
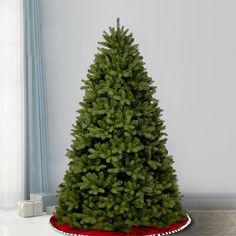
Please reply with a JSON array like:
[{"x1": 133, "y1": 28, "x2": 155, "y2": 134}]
[
  {"x1": 176, "y1": 210, "x2": 236, "y2": 236},
  {"x1": 1, "y1": 209, "x2": 236, "y2": 236}
]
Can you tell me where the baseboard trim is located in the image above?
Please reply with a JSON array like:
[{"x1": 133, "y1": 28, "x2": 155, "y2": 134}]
[{"x1": 182, "y1": 193, "x2": 236, "y2": 209}]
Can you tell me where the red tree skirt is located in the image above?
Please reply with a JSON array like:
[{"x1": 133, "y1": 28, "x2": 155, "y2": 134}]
[{"x1": 50, "y1": 213, "x2": 191, "y2": 236}]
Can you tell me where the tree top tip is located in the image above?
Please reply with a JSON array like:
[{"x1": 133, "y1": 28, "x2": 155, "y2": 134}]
[{"x1": 117, "y1": 18, "x2": 120, "y2": 29}]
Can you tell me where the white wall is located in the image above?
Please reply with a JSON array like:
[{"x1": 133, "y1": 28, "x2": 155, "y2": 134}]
[{"x1": 41, "y1": 0, "x2": 236, "y2": 195}]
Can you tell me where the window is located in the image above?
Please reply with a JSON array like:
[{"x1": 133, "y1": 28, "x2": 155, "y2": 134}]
[{"x1": 0, "y1": 0, "x2": 25, "y2": 209}]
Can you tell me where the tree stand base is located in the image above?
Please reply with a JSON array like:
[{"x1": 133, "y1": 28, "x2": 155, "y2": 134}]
[{"x1": 50, "y1": 213, "x2": 191, "y2": 236}]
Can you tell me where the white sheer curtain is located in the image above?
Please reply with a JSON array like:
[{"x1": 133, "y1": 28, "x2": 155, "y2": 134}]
[{"x1": 0, "y1": 0, "x2": 25, "y2": 209}]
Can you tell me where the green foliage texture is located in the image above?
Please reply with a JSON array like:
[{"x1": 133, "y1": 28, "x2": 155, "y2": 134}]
[{"x1": 55, "y1": 19, "x2": 186, "y2": 232}]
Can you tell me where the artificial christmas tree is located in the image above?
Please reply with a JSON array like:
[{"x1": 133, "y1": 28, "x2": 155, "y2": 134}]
[{"x1": 51, "y1": 19, "x2": 190, "y2": 235}]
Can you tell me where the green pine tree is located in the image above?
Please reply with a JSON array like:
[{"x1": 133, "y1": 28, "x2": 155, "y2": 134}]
[{"x1": 55, "y1": 19, "x2": 186, "y2": 232}]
